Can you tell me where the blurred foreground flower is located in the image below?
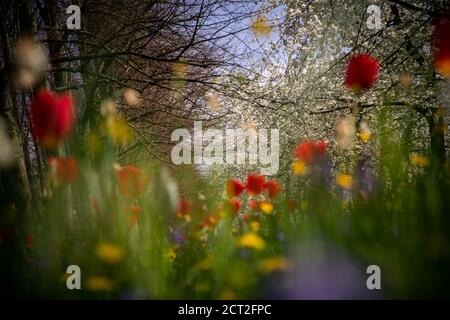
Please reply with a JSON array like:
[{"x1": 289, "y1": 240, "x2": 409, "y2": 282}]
[
  {"x1": 226, "y1": 179, "x2": 245, "y2": 197},
  {"x1": 237, "y1": 232, "x2": 266, "y2": 250},
  {"x1": 336, "y1": 173, "x2": 353, "y2": 190},
  {"x1": 358, "y1": 122, "x2": 372, "y2": 142},
  {"x1": 176, "y1": 198, "x2": 193, "y2": 221},
  {"x1": 48, "y1": 156, "x2": 79, "y2": 184},
  {"x1": 259, "y1": 256, "x2": 292, "y2": 273},
  {"x1": 410, "y1": 154, "x2": 429, "y2": 167},
  {"x1": 336, "y1": 115, "x2": 356, "y2": 149},
  {"x1": 86, "y1": 276, "x2": 113, "y2": 291},
  {"x1": 115, "y1": 165, "x2": 148, "y2": 198},
  {"x1": 433, "y1": 15, "x2": 450, "y2": 78},
  {"x1": 14, "y1": 37, "x2": 49, "y2": 88},
  {"x1": 31, "y1": 90, "x2": 75, "y2": 148},
  {"x1": 105, "y1": 115, "x2": 134, "y2": 145},
  {"x1": 0, "y1": 117, "x2": 15, "y2": 167},
  {"x1": 122, "y1": 88, "x2": 141, "y2": 107},
  {"x1": 259, "y1": 201, "x2": 274, "y2": 215},
  {"x1": 295, "y1": 140, "x2": 327, "y2": 164},
  {"x1": 263, "y1": 180, "x2": 281, "y2": 199},
  {"x1": 291, "y1": 160, "x2": 308, "y2": 176},
  {"x1": 129, "y1": 204, "x2": 141, "y2": 225},
  {"x1": 246, "y1": 174, "x2": 265, "y2": 195},
  {"x1": 229, "y1": 197, "x2": 242, "y2": 215},
  {"x1": 345, "y1": 54, "x2": 379, "y2": 92},
  {"x1": 96, "y1": 242, "x2": 124, "y2": 264}
]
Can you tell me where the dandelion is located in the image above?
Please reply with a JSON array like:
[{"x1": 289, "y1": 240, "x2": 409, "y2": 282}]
[
  {"x1": 96, "y1": 242, "x2": 124, "y2": 264},
  {"x1": 246, "y1": 174, "x2": 265, "y2": 195},
  {"x1": 226, "y1": 179, "x2": 245, "y2": 197},
  {"x1": 48, "y1": 157, "x2": 79, "y2": 184},
  {"x1": 345, "y1": 54, "x2": 380, "y2": 92},
  {"x1": 292, "y1": 160, "x2": 309, "y2": 176},
  {"x1": 410, "y1": 154, "x2": 429, "y2": 167},
  {"x1": 259, "y1": 256, "x2": 292, "y2": 273},
  {"x1": 86, "y1": 276, "x2": 113, "y2": 291},
  {"x1": 433, "y1": 15, "x2": 450, "y2": 78},
  {"x1": 259, "y1": 201, "x2": 274, "y2": 215},
  {"x1": 30, "y1": 90, "x2": 75, "y2": 148},
  {"x1": 336, "y1": 173, "x2": 353, "y2": 190},
  {"x1": 115, "y1": 165, "x2": 148, "y2": 198},
  {"x1": 237, "y1": 232, "x2": 266, "y2": 250},
  {"x1": 252, "y1": 16, "x2": 273, "y2": 36}
]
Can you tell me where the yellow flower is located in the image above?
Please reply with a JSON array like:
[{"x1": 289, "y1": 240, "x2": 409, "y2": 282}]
[
  {"x1": 358, "y1": 122, "x2": 371, "y2": 142},
  {"x1": 96, "y1": 242, "x2": 124, "y2": 264},
  {"x1": 86, "y1": 276, "x2": 113, "y2": 291},
  {"x1": 259, "y1": 256, "x2": 293, "y2": 273},
  {"x1": 252, "y1": 16, "x2": 272, "y2": 36},
  {"x1": 237, "y1": 232, "x2": 266, "y2": 250},
  {"x1": 336, "y1": 173, "x2": 353, "y2": 190},
  {"x1": 165, "y1": 247, "x2": 177, "y2": 262},
  {"x1": 259, "y1": 201, "x2": 274, "y2": 215},
  {"x1": 105, "y1": 115, "x2": 134, "y2": 145},
  {"x1": 250, "y1": 221, "x2": 260, "y2": 232},
  {"x1": 292, "y1": 160, "x2": 309, "y2": 176},
  {"x1": 410, "y1": 154, "x2": 429, "y2": 167}
]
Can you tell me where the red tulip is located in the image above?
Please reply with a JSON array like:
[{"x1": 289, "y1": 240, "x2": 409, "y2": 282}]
[
  {"x1": 246, "y1": 174, "x2": 265, "y2": 195},
  {"x1": 115, "y1": 165, "x2": 148, "y2": 198},
  {"x1": 48, "y1": 156, "x2": 79, "y2": 184},
  {"x1": 345, "y1": 54, "x2": 379, "y2": 92},
  {"x1": 295, "y1": 140, "x2": 327, "y2": 164},
  {"x1": 263, "y1": 180, "x2": 281, "y2": 199},
  {"x1": 229, "y1": 197, "x2": 242, "y2": 215},
  {"x1": 226, "y1": 179, "x2": 245, "y2": 197},
  {"x1": 433, "y1": 15, "x2": 450, "y2": 78},
  {"x1": 31, "y1": 90, "x2": 75, "y2": 148},
  {"x1": 176, "y1": 198, "x2": 192, "y2": 218},
  {"x1": 248, "y1": 199, "x2": 259, "y2": 211}
]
